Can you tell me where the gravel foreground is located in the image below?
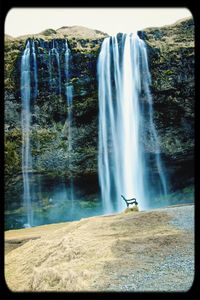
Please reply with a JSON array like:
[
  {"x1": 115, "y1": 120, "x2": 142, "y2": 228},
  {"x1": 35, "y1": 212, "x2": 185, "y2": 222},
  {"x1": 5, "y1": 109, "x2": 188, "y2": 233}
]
[
  {"x1": 104, "y1": 205, "x2": 194, "y2": 292},
  {"x1": 5, "y1": 204, "x2": 194, "y2": 292}
]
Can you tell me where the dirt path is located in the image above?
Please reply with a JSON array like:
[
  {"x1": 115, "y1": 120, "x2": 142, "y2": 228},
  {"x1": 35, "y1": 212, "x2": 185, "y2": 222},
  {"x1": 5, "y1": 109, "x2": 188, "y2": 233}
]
[{"x1": 4, "y1": 204, "x2": 194, "y2": 292}]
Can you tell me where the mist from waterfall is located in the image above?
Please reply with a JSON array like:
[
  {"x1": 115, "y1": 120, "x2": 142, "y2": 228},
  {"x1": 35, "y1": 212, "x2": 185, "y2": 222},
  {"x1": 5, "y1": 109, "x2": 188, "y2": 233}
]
[
  {"x1": 65, "y1": 41, "x2": 74, "y2": 205},
  {"x1": 98, "y1": 33, "x2": 168, "y2": 212}
]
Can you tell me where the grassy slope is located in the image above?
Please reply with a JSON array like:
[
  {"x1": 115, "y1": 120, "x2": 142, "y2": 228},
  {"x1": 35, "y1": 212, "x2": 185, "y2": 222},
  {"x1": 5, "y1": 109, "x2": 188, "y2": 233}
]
[{"x1": 5, "y1": 205, "x2": 194, "y2": 292}]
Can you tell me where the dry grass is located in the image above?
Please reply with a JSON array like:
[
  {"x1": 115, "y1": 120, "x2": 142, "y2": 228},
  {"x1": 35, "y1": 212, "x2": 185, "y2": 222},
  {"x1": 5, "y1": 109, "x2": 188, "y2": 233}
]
[
  {"x1": 124, "y1": 206, "x2": 139, "y2": 213},
  {"x1": 56, "y1": 25, "x2": 107, "y2": 39},
  {"x1": 5, "y1": 206, "x2": 194, "y2": 291}
]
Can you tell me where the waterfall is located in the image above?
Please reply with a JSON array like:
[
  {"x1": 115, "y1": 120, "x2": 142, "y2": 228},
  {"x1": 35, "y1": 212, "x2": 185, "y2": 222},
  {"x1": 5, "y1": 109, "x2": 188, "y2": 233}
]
[
  {"x1": 139, "y1": 44, "x2": 168, "y2": 197},
  {"x1": 32, "y1": 41, "x2": 38, "y2": 99},
  {"x1": 98, "y1": 33, "x2": 167, "y2": 212},
  {"x1": 49, "y1": 40, "x2": 62, "y2": 95},
  {"x1": 21, "y1": 40, "x2": 33, "y2": 227},
  {"x1": 21, "y1": 39, "x2": 39, "y2": 227},
  {"x1": 65, "y1": 41, "x2": 74, "y2": 204},
  {"x1": 48, "y1": 48, "x2": 52, "y2": 88}
]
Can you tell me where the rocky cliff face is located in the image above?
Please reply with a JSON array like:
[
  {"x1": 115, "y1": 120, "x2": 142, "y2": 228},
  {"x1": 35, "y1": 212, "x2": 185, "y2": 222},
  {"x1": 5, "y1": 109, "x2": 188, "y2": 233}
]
[
  {"x1": 4, "y1": 18, "x2": 194, "y2": 203},
  {"x1": 5, "y1": 27, "x2": 107, "y2": 187},
  {"x1": 140, "y1": 17, "x2": 194, "y2": 192}
]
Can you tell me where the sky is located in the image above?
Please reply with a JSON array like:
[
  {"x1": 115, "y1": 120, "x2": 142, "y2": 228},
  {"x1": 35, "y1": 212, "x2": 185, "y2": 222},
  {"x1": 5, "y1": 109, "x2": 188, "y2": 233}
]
[{"x1": 5, "y1": 8, "x2": 192, "y2": 37}]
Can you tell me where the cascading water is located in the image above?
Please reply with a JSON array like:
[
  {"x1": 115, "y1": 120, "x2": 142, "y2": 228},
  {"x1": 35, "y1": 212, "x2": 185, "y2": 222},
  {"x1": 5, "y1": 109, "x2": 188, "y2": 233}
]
[
  {"x1": 21, "y1": 40, "x2": 33, "y2": 227},
  {"x1": 21, "y1": 39, "x2": 39, "y2": 227},
  {"x1": 140, "y1": 44, "x2": 168, "y2": 198},
  {"x1": 98, "y1": 33, "x2": 168, "y2": 212},
  {"x1": 49, "y1": 40, "x2": 62, "y2": 95},
  {"x1": 32, "y1": 41, "x2": 38, "y2": 99},
  {"x1": 65, "y1": 41, "x2": 74, "y2": 205},
  {"x1": 48, "y1": 48, "x2": 52, "y2": 88}
]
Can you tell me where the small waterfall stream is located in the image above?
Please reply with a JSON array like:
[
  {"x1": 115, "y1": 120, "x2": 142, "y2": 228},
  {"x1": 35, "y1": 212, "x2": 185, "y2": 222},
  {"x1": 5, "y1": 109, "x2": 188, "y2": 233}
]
[
  {"x1": 65, "y1": 41, "x2": 74, "y2": 206},
  {"x1": 21, "y1": 40, "x2": 33, "y2": 227},
  {"x1": 32, "y1": 41, "x2": 38, "y2": 99},
  {"x1": 21, "y1": 38, "x2": 76, "y2": 227},
  {"x1": 48, "y1": 40, "x2": 62, "y2": 95},
  {"x1": 98, "y1": 33, "x2": 168, "y2": 212}
]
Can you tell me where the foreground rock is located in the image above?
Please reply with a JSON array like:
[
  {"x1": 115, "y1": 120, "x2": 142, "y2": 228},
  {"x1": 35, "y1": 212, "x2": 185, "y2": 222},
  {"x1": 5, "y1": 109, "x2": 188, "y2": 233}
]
[{"x1": 5, "y1": 204, "x2": 194, "y2": 292}]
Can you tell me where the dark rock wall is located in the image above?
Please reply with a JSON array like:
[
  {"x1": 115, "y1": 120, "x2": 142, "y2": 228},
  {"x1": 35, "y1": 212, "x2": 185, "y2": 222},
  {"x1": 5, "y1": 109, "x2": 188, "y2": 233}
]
[
  {"x1": 5, "y1": 35, "x2": 103, "y2": 188},
  {"x1": 141, "y1": 17, "x2": 194, "y2": 192}
]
